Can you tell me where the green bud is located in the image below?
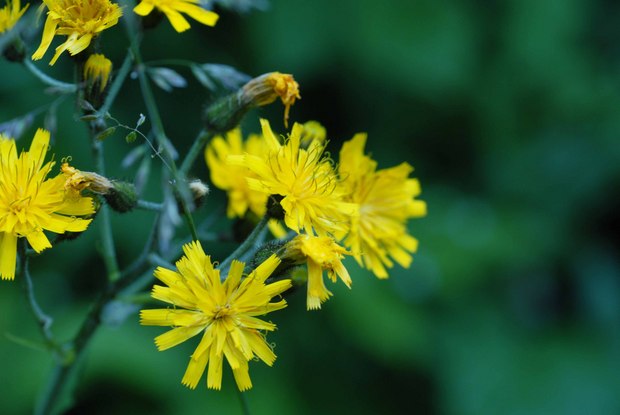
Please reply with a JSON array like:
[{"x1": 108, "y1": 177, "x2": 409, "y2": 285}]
[
  {"x1": 104, "y1": 181, "x2": 138, "y2": 213},
  {"x1": 202, "y1": 93, "x2": 249, "y2": 134}
]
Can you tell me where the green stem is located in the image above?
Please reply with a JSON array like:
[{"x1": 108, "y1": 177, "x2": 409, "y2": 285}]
[
  {"x1": 23, "y1": 60, "x2": 77, "y2": 92},
  {"x1": 136, "y1": 200, "x2": 163, "y2": 211},
  {"x1": 19, "y1": 240, "x2": 62, "y2": 356},
  {"x1": 180, "y1": 129, "x2": 212, "y2": 175},
  {"x1": 127, "y1": 26, "x2": 198, "y2": 241},
  {"x1": 93, "y1": 139, "x2": 120, "y2": 282},
  {"x1": 218, "y1": 216, "x2": 269, "y2": 272},
  {"x1": 237, "y1": 388, "x2": 251, "y2": 415}
]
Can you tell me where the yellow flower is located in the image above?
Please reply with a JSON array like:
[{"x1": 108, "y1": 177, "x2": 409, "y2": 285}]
[
  {"x1": 31, "y1": 0, "x2": 122, "y2": 65},
  {"x1": 205, "y1": 127, "x2": 286, "y2": 238},
  {"x1": 206, "y1": 128, "x2": 269, "y2": 219},
  {"x1": 133, "y1": 0, "x2": 218, "y2": 33},
  {"x1": 339, "y1": 133, "x2": 427, "y2": 279},
  {"x1": 228, "y1": 119, "x2": 357, "y2": 237},
  {"x1": 241, "y1": 73, "x2": 300, "y2": 127},
  {"x1": 140, "y1": 241, "x2": 291, "y2": 391},
  {"x1": 0, "y1": 129, "x2": 95, "y2": 280},
  {"x1": 83, "y1": 53, "x2": 112, "y2": 92},
  {"x1": 61, "y1": 162, "x2": 112, "y2": 195},
  {"x1": 283, "y1": 233, "x2": 352, "y2": 310},
  {"x1": 299, "y1": 120, "x2": 326, "y2": 147},
  {"x1": 0, "y1": 0, "x2": 28, "y2": 33}
]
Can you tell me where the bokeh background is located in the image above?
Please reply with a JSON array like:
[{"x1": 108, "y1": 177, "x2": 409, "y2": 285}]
[{"x1": 2, "y1": 0, "x2": 620, "y2": 413}]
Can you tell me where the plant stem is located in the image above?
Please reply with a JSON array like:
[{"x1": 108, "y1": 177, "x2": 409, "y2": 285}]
[
  {"x1": 93, "y1": 139, "x2": 120, "y2": 282},
  {"x1": 136, "y1": 200, "x2": 163, "y2": 211},
  {"x1": 19, "y1": 240, "x2": 61, "y2": 356},
  {"x1": 218, "y1": 215, "x2": 269, "y2": 272},
  {"x1": 237, "y1": 388, "x2": 251, "y2": 415},
  {"x1": 23, "y1": 60, "x2": 77, "y2": 92},
  {"x1": 179, "y1": 129, "x2": 212, "y2": 175}
]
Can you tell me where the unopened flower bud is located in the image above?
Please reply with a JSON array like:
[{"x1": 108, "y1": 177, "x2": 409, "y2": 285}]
[
  {"x1": 104, "y1": 181, "x2": 138, "y2": 213},
  {"x1": 84, "y1": 54, "x2": 112, "y2": 92},
  {"x1": 83, "y1": 54, "x2": 113, "y2": 108}
]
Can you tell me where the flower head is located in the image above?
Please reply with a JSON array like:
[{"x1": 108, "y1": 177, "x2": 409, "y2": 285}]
[
  {"x1": 0, "y1": 0, "x2": 28, "y2": 33},
  {"x1": 283, "y1": 233, "x2": 352, "y2": 310},
  {"x1": 83, "y1": 53, "x2": 112, "y2": 92},
  {"x1": 228, "y1": 119, "x2": 356, "y2": 237},
  {"x1": 133, "y1": 0, "x2": 218, "y2": 33},
  {"x1": 0, "y1": 129, "x2": 95, "y2": 280},
  {"x1": 206, "y1": 128, "x2": 269, "y2": 220},
  {"x1": 31, "y1": 0, "x2": 122, "y2": 65},
  {"x1": 339, "y1": 133, "x2": 427, "y2": 279},
  {"x1": 241, "y1": 73, "x2": 300, "y2": 127},
  {"x1": 140, "y1": 241, "x2": 291, "y2": 391},
  {"x1": 61, "y1": 162, "x2": 112, "y2": 195}
]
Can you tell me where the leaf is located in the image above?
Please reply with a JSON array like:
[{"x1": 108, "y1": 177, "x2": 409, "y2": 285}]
[
  {"x1": 125, "y1": 131, "x2": 137, "y2": 143},
  {"x1": 0, "y1": 113, "x2": 34, "y2": 139},
  {"x1": 191, "y1": 64, "x2": 216, "y2": 90},
  {"x1": 148, "y1": 67, "x2": 187, "y2": 92},
  {"x1": 95, "y1": 126, "x2": 116, "y2": 141},
  {"x1": 199, "y1": 64, "x2": 251, "y2": 92},
  {"x1": 136, "y1": 113, "x2": 146, "y2": 128}
]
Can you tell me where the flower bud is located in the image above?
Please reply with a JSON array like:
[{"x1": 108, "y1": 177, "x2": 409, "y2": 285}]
[
  {"x1": 61, "y1": 162, "x2": 138, "y2": 212},
  {"x1": 202, "y1": 72, "x2": 300, "y2": 133}
]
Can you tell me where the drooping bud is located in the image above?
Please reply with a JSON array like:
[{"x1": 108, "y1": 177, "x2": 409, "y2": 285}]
[
  {"x1": 61, "y1": 162, "x2": 138, "y2": 213},
  {"x1": 203, "y1": 72, "x2": 300, "y2": 133}
]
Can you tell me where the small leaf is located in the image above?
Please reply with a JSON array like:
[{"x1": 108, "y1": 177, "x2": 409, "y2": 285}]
[
  {"x1": 201, "y1": 64, "x2": 251, "y2": 91},
  {"x1": 0, "y1": 113, "x2": 34, "y2": 139},
  {"x1": 191, "y1": 64, "x2": 216, "y2": 90},
  {"x1": 125, "y1": 131, "x2": 137, "y2": 143},
  {"x1": 79, "y1": 114, "x2": 100, "y2": 122},
  {"x1": 148, "y1": 67, "x2": 187, "y2": 92},
  {"x1": 136, "y1": 113, "x2": 146, "y2": 127},
  {"x1": 79, "y1": 100, "x2": 96, "y2": 112},
  {"x1": 95, "y1": 126, "x2": 116, "y2": 141}
]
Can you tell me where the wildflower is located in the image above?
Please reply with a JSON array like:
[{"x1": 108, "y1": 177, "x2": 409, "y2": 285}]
[
  {"x1": 241, "y1": 72, "x2": 300, "y2": 127},
  {"x1": 205, "y1": 127, "x2": 288, "y2": 238},
  {"x1": 228, "y1": 119, "x2": 356, "y2": 237},
  {"x1": 299, "y1": 120, "x2": 326, "y2": 147},
  {"x1": 61, "y1": 162, "x2": 138, "y2": 212},
  {"x1": 133, "y1": 0, "x2": 218, "y2": 33},
  {"x1": 83, "y1": 53, "x2": 112, "y2": 92},
  {"x1": 339, "y1": 133, "x2": 427, "y2": 279},
  {"x1": 31, "y1": 0, "x2": 122, "y2": 65},
  {"x1": 0, "y1": 129, "x2": 94, "y2": 280},
  {"x1": 0, "y1": 0, "x2": 28, "y2": 33},
  {"x1": 140, "y1": 241, "x2": 291, "y2": 391},
  {"x1": 61, "y1": 162, "x2": 112, "y2": 195},
  {"x1": 282, "y1": 233, "x2": 352, "y2": 310},
  {"x1": 204, "y1": 72, "x2": 300, "y2": 133},
  {"x1": 205, "y1": 128, "x2": 269, "y2": 219}
]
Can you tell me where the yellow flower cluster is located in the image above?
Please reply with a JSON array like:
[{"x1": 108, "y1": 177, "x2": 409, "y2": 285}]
[{"x1": 206, "y1": 117, "x2": 427, "y2": 310}]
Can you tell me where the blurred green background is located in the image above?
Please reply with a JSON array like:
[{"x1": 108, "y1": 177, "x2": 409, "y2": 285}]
[{"x1": 2, "y1": 0, "x2": 620, "y2": 413}]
